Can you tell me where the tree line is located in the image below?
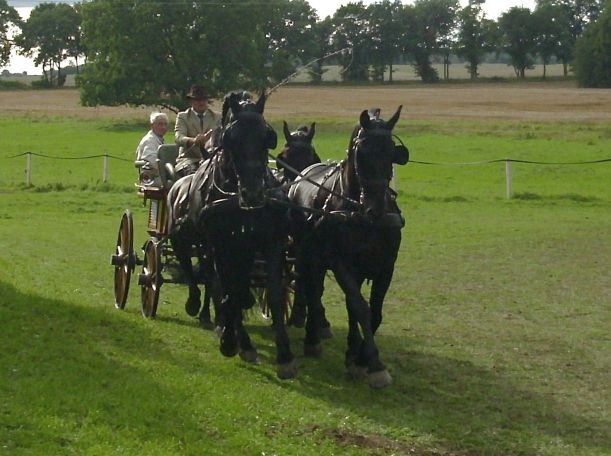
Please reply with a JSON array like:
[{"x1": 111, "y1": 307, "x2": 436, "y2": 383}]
[{"x1": 0, "y1": 0, "x2": 609, "y2": 108}]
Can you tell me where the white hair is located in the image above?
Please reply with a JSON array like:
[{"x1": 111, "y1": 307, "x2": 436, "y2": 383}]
[{"x1": 150, "y1": 112, "x2": 169, "y2": 124}]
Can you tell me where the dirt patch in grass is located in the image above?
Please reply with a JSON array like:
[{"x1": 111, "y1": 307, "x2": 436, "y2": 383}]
[
  {"x1": 1, "y1": 81, "x2": 610, "y2": 123},
  {"x1": 311, "y1": 425, "x2": 480, "y2": 456}
]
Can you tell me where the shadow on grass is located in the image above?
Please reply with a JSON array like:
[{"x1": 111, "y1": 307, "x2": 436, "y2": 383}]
[
  {"x1": 243, "y1": 320, "x2": 610, "y2": 455},
  {"x1": 512, "y1": 192, "x2": 602, "y2": 203},
  {"x1": 3, "y1": 279, "x2": 608, "y2": 455},
  {"x1": 0, "y1": 281, "x2": 214, "y2": 453}
]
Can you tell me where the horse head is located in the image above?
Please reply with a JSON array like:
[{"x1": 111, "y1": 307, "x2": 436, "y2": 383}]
[
  {"x1": 276, "y1": 121, "x2": 320, "y2": 181},
  {"x1": 348, "y1": 106, "x2": 408, "y2": 219},
  {"x1": 221, "y1": 92, "x2": 277, "y2": 209}
]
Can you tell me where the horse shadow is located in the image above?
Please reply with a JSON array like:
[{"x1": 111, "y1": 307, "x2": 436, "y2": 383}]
[
  {"x1": 0, "y1": 281, "x2": 220, "y2": 452},
  {"x1": 240, "y1": 320, "x2": 610, "y2": 455}
]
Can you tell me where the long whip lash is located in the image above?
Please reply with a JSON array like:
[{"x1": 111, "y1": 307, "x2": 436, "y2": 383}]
[{"x1": 267, "y1": 47, "x2": 353, "y2": 97}]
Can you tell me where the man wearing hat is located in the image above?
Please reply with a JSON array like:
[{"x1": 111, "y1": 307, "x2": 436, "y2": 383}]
[{"x1": 174, "y1": 84, "x2": 221, "y2": 177}]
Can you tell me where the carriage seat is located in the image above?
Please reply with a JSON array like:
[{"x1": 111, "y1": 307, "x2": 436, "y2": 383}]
[{"x1": 156, "y1": 144, "x2": 179, "y2": 190}]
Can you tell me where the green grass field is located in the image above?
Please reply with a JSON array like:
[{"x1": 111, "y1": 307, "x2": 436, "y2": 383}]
[{"x1": 0, "y1": 111, "x2": 610, "y2": 455}]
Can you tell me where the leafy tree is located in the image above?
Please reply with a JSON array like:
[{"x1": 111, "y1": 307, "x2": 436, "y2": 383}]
[
  {"x1": 306, "y1": 18, "x2": 333, "y2": 84},
  {"x1": 0, "y1": 0, "x2": 20, "y2": 67},
  {"x1": 407, "y1": 0, "x2": 458, "y2": 83},
  {"x1": 572, "y1": 1, "x2": 611, "y2": 87},
  {"x1": 328, "y1": 2, "x2": 371, "y2": 82},
  {"x1": 533, "y1": 2, "x2": 566, "y2": 77},
  {"x1": 15, "y1": 3, "x2": 81, "y2": 87},
  {"x1": 498, "y1": 7, "x2": 537, "y2": 78},
  {"x1": 79, "y1": 0, "x2": 272, "y2": 110},
  {"x1": 537, "y1": 0, "x2": 605, "y2": 75},
  {"x1": 456, "y1": 2, "x2": 497, "y2": 79},
  {"x1": 264, "y1": 0, "x2": 319, "y2": 85},
  {"x1": 367, "y1": 0, "x2": 405, "y2": 83}
]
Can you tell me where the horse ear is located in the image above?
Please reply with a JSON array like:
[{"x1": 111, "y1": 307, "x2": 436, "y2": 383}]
[
  {"x1": 266, "y1": 125, "x2": 277, "y2": 150},
  {"x1": 387, "y1": 105, "x2": 402, "y2": 130},
  {"x1": 306, "y1": 122, "x2": 316, "y2": 142},
  {"x1": 283, "y1": 121, "x2": 291, "y2": 143},
  {"x1": 229, "y1": 93, "x2": 240, "y2": 118},
  {"x1": 359, "y1": 110, "x2": 372, "y2": 129},
  {"x1": 255, "y1": 91, "x2": 267, "y2": 114}
]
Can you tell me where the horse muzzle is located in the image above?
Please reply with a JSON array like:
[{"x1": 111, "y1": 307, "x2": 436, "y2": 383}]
[{"x1": 238, "y1": 183, "x2": 266, "y2": 210}]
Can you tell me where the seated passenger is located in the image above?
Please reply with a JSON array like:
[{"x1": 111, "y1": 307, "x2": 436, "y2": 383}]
[
  {"x1": 135, "y1": 112, "x2": 169, "y2": 186},
  {"x1": 174, "y1": 84, "x2": 221, "y2": 178}
]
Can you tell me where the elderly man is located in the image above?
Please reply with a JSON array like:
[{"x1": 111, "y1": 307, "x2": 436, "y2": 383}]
[
  {"x1": 135, "y1": 111, "x2": 169, "y2": 186},
  {"x1": 174, "y1": 84, "x2": 221, "y2": 178}
]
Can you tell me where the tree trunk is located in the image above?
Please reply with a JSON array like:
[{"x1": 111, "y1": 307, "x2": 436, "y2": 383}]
[
  {"x1": 543, "y1": 62, "x2": 547, "y2": 79},
  {"x1": 389, "y1": 62, "x2": 393, "y2": 83}
]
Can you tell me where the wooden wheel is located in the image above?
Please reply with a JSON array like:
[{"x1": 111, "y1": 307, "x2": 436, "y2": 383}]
[
  {"x1": 257, "y1": 268, "x2": 294, "y2": 324},
  {"x1": 139, "y1": 238, "x2": 162, "y2": 318},
  {"x1": 111, "y1": 210, "x2": 135, "y2": 309}
]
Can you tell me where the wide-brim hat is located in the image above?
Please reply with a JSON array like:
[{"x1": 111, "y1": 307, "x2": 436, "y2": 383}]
[{"x1": 186, "y1": 84, "x2": 211, "y2": 100}]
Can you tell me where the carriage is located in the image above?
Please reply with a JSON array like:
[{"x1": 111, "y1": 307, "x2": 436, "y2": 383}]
[{"x1": 110, "y1": 144, "x2": 295, "y2": 321}]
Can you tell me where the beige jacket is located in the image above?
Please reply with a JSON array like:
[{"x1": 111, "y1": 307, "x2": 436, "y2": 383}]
[{"x1": 174, "y1": 107, "x2": 220, "y2": 169}]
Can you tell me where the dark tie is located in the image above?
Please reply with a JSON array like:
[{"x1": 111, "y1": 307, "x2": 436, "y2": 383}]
[{"x1": 197, "y1": 112, "x2": 204, "y2": 131}]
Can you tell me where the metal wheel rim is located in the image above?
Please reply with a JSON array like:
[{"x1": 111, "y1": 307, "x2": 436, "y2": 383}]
[
  {"x1": 141, "y1": 240, "x2": 161, "y2": 318},
  {"x1": 114, "y1": 210, "x2": 133, "y2": 309}
]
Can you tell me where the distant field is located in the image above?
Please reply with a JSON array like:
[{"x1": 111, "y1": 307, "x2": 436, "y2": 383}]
[
  {"x1": 1, "y1": 80, "x2": 610, "y2": 123},
  {"x1": 1, "y1": 63, "x2": 570, "y2": 87},
  {"x1": 293, "y1": 63, "x2": 572, "y2": 82},
  {"x1": 0, "y1": 84, "x2": 610, "y2": 455}
]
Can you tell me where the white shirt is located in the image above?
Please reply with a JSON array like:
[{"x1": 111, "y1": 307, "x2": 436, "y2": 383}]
[{"x1": 135, "y1": 130, "x2": 164, "y2": 169}]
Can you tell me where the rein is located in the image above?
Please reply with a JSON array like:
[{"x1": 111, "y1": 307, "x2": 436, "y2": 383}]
[{"x1": 269, "y1": 152, "x2": 361, "y2": 208}]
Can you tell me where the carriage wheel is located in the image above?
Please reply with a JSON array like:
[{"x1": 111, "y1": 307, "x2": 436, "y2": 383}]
[
  {"x1": 258, "y1": 276, "x2": 294, "y2": 324},
  {"x1": 139, "y1": 239, "x2": 162, "y2": 318},
  {"x1": 111, "y1": 210, "x2": 135, "y2": 309}
]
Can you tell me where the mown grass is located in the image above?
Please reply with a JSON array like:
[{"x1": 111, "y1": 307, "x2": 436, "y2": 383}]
[{"x1": 0, "y1": 113, "x2": 610, "y2": 455}]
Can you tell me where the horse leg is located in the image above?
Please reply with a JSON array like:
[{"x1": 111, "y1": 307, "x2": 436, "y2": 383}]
[
  {"x1": 331, "y1": 260, "x2": 391, "y2": 389},
  {"x1": 265, "y1": 242, "x2": 296, "y2": 379},
  {"x1": 291, "y1": 243, "x2": 332, "y2": 338},
  {"x1": 234, "y1": 278, "x2": 258, "y2": 363},
  {"x1": 197, "y1": 246, "x2": 214, "y2": 329},
  {"x1": 303, "y1": 255, "x2": 327, "y2": 358},
  {"x1": 345, "y1": 277, "x2": 366, "y2": 378},
  {"x1": 170, "y1": 234, "x2": 201, "y2": 317},
  {"x1": 213, "y1": 248, "x2": 239, "y2": 358},
  {"x1": 369, "y1": 266, "x2": 394, "y2": 335}
]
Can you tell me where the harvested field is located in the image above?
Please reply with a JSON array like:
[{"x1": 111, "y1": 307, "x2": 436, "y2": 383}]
[{"x1": 1, "y1": 81, "x2": 610, "y2": 123}]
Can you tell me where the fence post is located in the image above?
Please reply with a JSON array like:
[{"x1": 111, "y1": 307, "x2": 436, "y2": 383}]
[
  {"x1": 103, "y1": 154, "x2": 109, "y2": 183},
  {"x1": 25, "y1": 152, "x2": 32, "y2": 187},
  {"x1": 505, "y1": 159, "x2": 512, "y2": 199}
]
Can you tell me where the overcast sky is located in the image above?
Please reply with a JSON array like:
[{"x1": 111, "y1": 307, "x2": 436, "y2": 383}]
[
  {"x1": 309, "y1": 0, "x2": 536, "y2": 19},
  {"x1": 4, "y1": 0, "x2": 537, "y2": 74}
]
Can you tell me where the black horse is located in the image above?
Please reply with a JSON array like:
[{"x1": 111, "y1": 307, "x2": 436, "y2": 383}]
[
  {"x1": 170, "y1": 92, "x2": 299, "y2": 378},
  {"x1": 288, "y1": 106, "x2": 408, "y2": 388},
  {"x1": 275, "y1": 121, "x2": 320, "y2": 183}
]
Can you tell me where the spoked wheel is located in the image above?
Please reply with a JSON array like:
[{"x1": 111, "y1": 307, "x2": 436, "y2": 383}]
[
  {"x1": 139, "y1": 238, "x2": 163, "y2": 318},
  {"x1": 111, "y1": 210, "x2": 135, "y2": 309},
  {"x1": 257, "y1": 274, "x2": 295, "y2": 324}
]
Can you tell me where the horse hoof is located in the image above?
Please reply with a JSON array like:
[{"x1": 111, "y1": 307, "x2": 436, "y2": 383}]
[
  {"x1": 304, "y1": 343, "x2": 323, "y2": 358},
  {"x1": 368, "y1": 369, "x2": 392, "y2": 389},
  {"x1": 239, "y1": 349, "x2": 259, "y2": 364},
  {"x1": 214, "y1": 326, "x2": 223, "y2": 339},
  {"x1": 288, "y1": 309, "x2": 306, "y2": 328},
  {"x1": 277, "y1": 359, "x2": 298, "y2": 380},
  {"x1": 185, "y1": 298, "x2": 201, "y2": 317},
  {"x1": 319, "y1": 325, "x2": 334, "y2": 340},
  {"x1": 199, "y1": 318, "x2": 214, "y2": 330},
  {"x1": 220, "y1": 336, "x2": 238, "y2": 358},
  {"x1": 346, "y1": 363, "x2": 367, "y2": 379}
]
